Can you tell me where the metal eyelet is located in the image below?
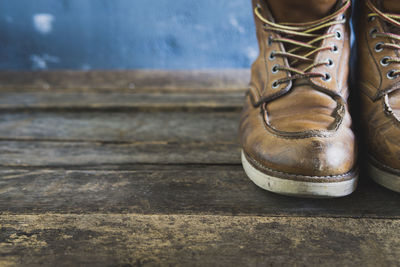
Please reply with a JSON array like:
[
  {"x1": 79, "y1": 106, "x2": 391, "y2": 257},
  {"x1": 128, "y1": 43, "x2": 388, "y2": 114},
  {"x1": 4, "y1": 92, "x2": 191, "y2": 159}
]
[
  {"x1": 340, "y1": 14, "x2": 346, "y2": 20},
  {"x1": 335, "y1": 31, "x2": 342, "y2": 40},
  {"x1": 380, "y1": 57, "x2": 390, "y2": 66},
  {"x1": 322, "y1": 73, "x2": 332, "y2": 82},
  {"x1": 326, "y1": 59, "x2": 334, "y2": 67},
  {"x1": 269, "y1": 51, "x2": 276, "y2": 60},
  {"x1": 331, "y1": 45, "x2": 339, "y2": 53},
  {"x1": 387, "y1": 70, "x2": 398, "y2": 80},
  {"x1": 368, "y1": 16, "x2": 375, "y2": 23},
  {"x1": 375, "y1": 42, "x2": 384, "y2": 52},
  {"x1": 267, "y1": 36, "x2": 273, "y2": 46},
  {"x1": 272, "y1": 80, "x2": 279, "y2": 89},
  {"x1": 271, "y1": 64, "x2": 279, "y2": 74},
  {"x1": 369, "y1": 28, "x2": 378, "y2": 38}
]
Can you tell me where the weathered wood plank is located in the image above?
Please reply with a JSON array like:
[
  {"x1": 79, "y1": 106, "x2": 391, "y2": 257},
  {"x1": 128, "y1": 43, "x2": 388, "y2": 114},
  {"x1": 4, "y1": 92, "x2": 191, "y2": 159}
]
[
  {"x1": 0, "y1": 141, "x2": 240, "y2": 166},
  {"x1": 1, "y1": 214, "x2": 399, "y2": 266},
  {"x1": 0, "y1": 92, "x2": 245, "y2": 111},
  {"x1": 1, "y1": 70, "x2": 397, "y2": 267},
  {"x1": 0, "y1": 112, "x2": 239, "y2": 143},
  {"x1": 0, "y1": 111, "x2": 241, "y2": 165},
  {"x1": 0, "y1": 70, "x2": 250, "y2": 92},
  {"x1": 0, "y1": 167, "x2": 399, "y2": 218}
]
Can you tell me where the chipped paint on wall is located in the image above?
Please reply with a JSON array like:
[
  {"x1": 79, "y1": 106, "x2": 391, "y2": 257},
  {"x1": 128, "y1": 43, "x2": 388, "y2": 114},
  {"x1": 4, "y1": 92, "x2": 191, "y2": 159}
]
[
  {"x1": 0, "y1": 0, "x2": 257, "y2": 70},
  {"x1": 33, "y1": 13, "x2": 54, "y2": 35},
  {"x1": 30, "y1": 54, "x2": 60, "y2": 70}
]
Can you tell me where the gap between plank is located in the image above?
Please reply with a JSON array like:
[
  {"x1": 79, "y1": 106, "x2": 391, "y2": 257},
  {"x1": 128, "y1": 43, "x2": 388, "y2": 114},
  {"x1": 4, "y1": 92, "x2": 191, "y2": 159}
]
[{"x1": 1, "y1": 212, "x2": 399, "y2": 220}]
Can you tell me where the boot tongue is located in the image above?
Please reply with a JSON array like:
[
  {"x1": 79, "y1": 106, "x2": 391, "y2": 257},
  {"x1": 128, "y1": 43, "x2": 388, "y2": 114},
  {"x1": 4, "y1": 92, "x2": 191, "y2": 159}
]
[
  {"x1": 267, "y1": 0, "x2": 340, "y2": 70},
  {"x1": 382, "y1": 0, "x2": 400, "y2": 14},
  {"x1": 268, "y1": 0, "x2": 339, "y2": 23},
  {"x1": 378, "y1": 0, "x2": 400, "y2": 35}
]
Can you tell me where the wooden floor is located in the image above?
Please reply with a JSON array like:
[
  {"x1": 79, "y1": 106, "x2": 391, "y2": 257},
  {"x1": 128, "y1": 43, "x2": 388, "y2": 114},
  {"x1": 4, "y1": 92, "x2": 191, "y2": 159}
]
[{"x1": 0, "y1": 70, "x2": 399, "y2": 266}]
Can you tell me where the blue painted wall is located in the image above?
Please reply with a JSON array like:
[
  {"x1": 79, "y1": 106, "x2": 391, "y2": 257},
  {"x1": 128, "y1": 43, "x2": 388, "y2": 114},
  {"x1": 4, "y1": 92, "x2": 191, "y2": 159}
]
[{"x1": 0, "y1": 0, "x2": 257, "y2": 70}]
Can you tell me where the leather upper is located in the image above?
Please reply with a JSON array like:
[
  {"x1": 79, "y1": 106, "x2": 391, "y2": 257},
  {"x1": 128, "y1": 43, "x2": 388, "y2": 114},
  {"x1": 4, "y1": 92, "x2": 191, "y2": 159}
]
[
  {"x1": 357, "y1": 0, "x2": 400, "y2": 170},
  {"x1": 239, "y1": 0, "x2": 357, "y2": 178}
]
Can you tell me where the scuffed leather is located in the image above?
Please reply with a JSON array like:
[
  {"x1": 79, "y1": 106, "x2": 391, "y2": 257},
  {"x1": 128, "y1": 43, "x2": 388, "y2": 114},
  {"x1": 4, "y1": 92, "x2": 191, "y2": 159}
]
[
  {"x1": 360, "y1": 93, "x2": 400, "y2": 169},
  {"x1": 240, "y1": 95, "x2": 356, "y2": 177},
  {"x1": 358, "y1": 0, "x2": 400, "y2": 170},
  {"x1": 249, "y1": 0, "x2": 292, "y2": 105},
  {"x1": 358, "y1": 1, "x2": 400, "y2": 100},
  {"x1": 239, "y1": 0, "x2": 357, "y2": 178}
]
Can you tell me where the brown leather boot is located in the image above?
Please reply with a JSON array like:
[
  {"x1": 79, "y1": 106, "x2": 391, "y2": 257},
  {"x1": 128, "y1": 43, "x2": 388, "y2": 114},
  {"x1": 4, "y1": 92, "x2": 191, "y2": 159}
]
[
  {"x1": 357, "y1": 0, "x2": 400, "y2": 193},
  {"x1": 239, "y1": 0, "x2": 358, "y2": 197}
]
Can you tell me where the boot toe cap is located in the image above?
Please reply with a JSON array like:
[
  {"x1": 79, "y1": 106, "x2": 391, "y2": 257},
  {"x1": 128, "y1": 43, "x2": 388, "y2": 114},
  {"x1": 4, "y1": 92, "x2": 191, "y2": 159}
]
[
  {"x1": 239, "y1": 97, "x2": 357, "y2": 179},
  {"x1": 243, "y1": 135, "x2": 356, "y2": 179}
]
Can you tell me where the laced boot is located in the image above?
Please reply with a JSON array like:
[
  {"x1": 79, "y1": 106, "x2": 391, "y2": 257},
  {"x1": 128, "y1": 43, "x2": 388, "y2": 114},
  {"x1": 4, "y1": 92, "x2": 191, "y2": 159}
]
[
  {"x1": 239, "y1": 0, "x2": 358, "y2": 197},
  {"x1": 357, "y1": 0, "x2": 400, "y2": 193}
]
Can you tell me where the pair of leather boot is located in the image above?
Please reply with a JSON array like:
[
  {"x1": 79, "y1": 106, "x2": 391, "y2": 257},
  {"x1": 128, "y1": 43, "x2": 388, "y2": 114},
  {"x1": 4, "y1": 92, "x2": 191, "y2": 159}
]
[{"x1": 239, "y1": 0, "x2": 400, "y2": 197}]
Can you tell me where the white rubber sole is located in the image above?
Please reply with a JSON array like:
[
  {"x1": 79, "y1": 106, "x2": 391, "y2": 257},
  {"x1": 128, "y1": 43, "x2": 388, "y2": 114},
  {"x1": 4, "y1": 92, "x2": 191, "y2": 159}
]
[
  {"x1": 368, "y1": 162, "x2": 400, "y2": 193},
  {"x1": 241, "y1": 150, "x2": 358, "y2": 198}
]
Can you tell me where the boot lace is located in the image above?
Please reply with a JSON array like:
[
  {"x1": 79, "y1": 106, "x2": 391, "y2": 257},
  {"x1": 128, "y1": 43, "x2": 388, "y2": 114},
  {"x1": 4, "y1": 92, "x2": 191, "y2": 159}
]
[
  {"x1": 254, "y1": 0, "x2": 350, "y2": 87},
  {"x1": 367, "y1": 0, "x2": 400, "y2": 79}
]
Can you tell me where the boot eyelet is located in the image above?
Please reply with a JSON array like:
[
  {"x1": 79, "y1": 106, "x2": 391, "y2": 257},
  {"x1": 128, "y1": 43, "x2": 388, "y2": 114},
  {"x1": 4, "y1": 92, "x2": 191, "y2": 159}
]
[
  {"x1": 387, "y1": 70, "x2": 398, "y2": 80},
  {"x1": 271, "y1": 64, "x2": 279, "y2": 74},
  {"x1": 368, "y1": 16, "x2": 375, "y2": 22},
  {"x1": 272, "y1": 80, "x2": 279, "y2": 89},
  {"x1": 380, "y1": 57, "x2": 390, "y2": 66},
  {"x1": 340, "y1": 14, "x2": 346, "y2": 20},
  {"x1": 326, "y1": 59, "x2": 334, "y2": 67},
  {"x1": 375, "y1": 42, "x2": 384, "y2": 52},
  {"x1": 267, "y1": 36, "x2": 273, "y2": 46},
  {"x1": 322, "y1": 73, "x2": 331, "y2": 82},
  {"x1": 335, "y1": 31, "x2": 342, "y2": 40},
  {"x1": 369, "y1": 28, "x2": 378, "y2": 38},
  {"x1": 331, "y1": 45, "x2": 339, "y2": 53},
  {"x1": 269, "y1": 51, "x2": 276, "y2": 60}
]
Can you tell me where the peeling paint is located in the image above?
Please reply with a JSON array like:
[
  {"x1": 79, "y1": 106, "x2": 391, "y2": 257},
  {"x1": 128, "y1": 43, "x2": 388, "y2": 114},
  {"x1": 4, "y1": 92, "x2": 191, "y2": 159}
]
[
  {"x1": 32, "y1": 13, "x2": 54, "y2": 34},
  {"x1": 229, "y1": 15, "x2": 245, "y2": 34},
  {"x1": 30, "y1": 54, "x2": 60, "y2": 70},
  {"x1": 0, "y1": 0, "x2": 256, "y2": 70}
]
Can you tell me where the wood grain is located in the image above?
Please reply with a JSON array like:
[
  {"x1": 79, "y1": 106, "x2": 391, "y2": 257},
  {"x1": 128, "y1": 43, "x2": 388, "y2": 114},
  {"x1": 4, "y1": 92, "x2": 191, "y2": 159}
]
[
  {"x1": 0, "y1": 71, "x2": 248, "y2": 112},
  {"x1": 0, "y1": 141, "x2": 240, "y2": 166},
  {"x1": 0, "y1": 167, "x2": 399, "y2": 218},
  {"x1": 0, "y1": 92, "x2": 245, "y2": 111},
  {"x1": 0, "y1": 70, "x2": 399, "y2": 266},
  {"x1": 0, "y1": 111, "x2": 239, "y2": 143},
  {"x1": 1, "y1": 214, "x2": 399, "y2": 266},
  {"x1": 0, "y1": 70, "x2": 250, "y2": 92}
]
